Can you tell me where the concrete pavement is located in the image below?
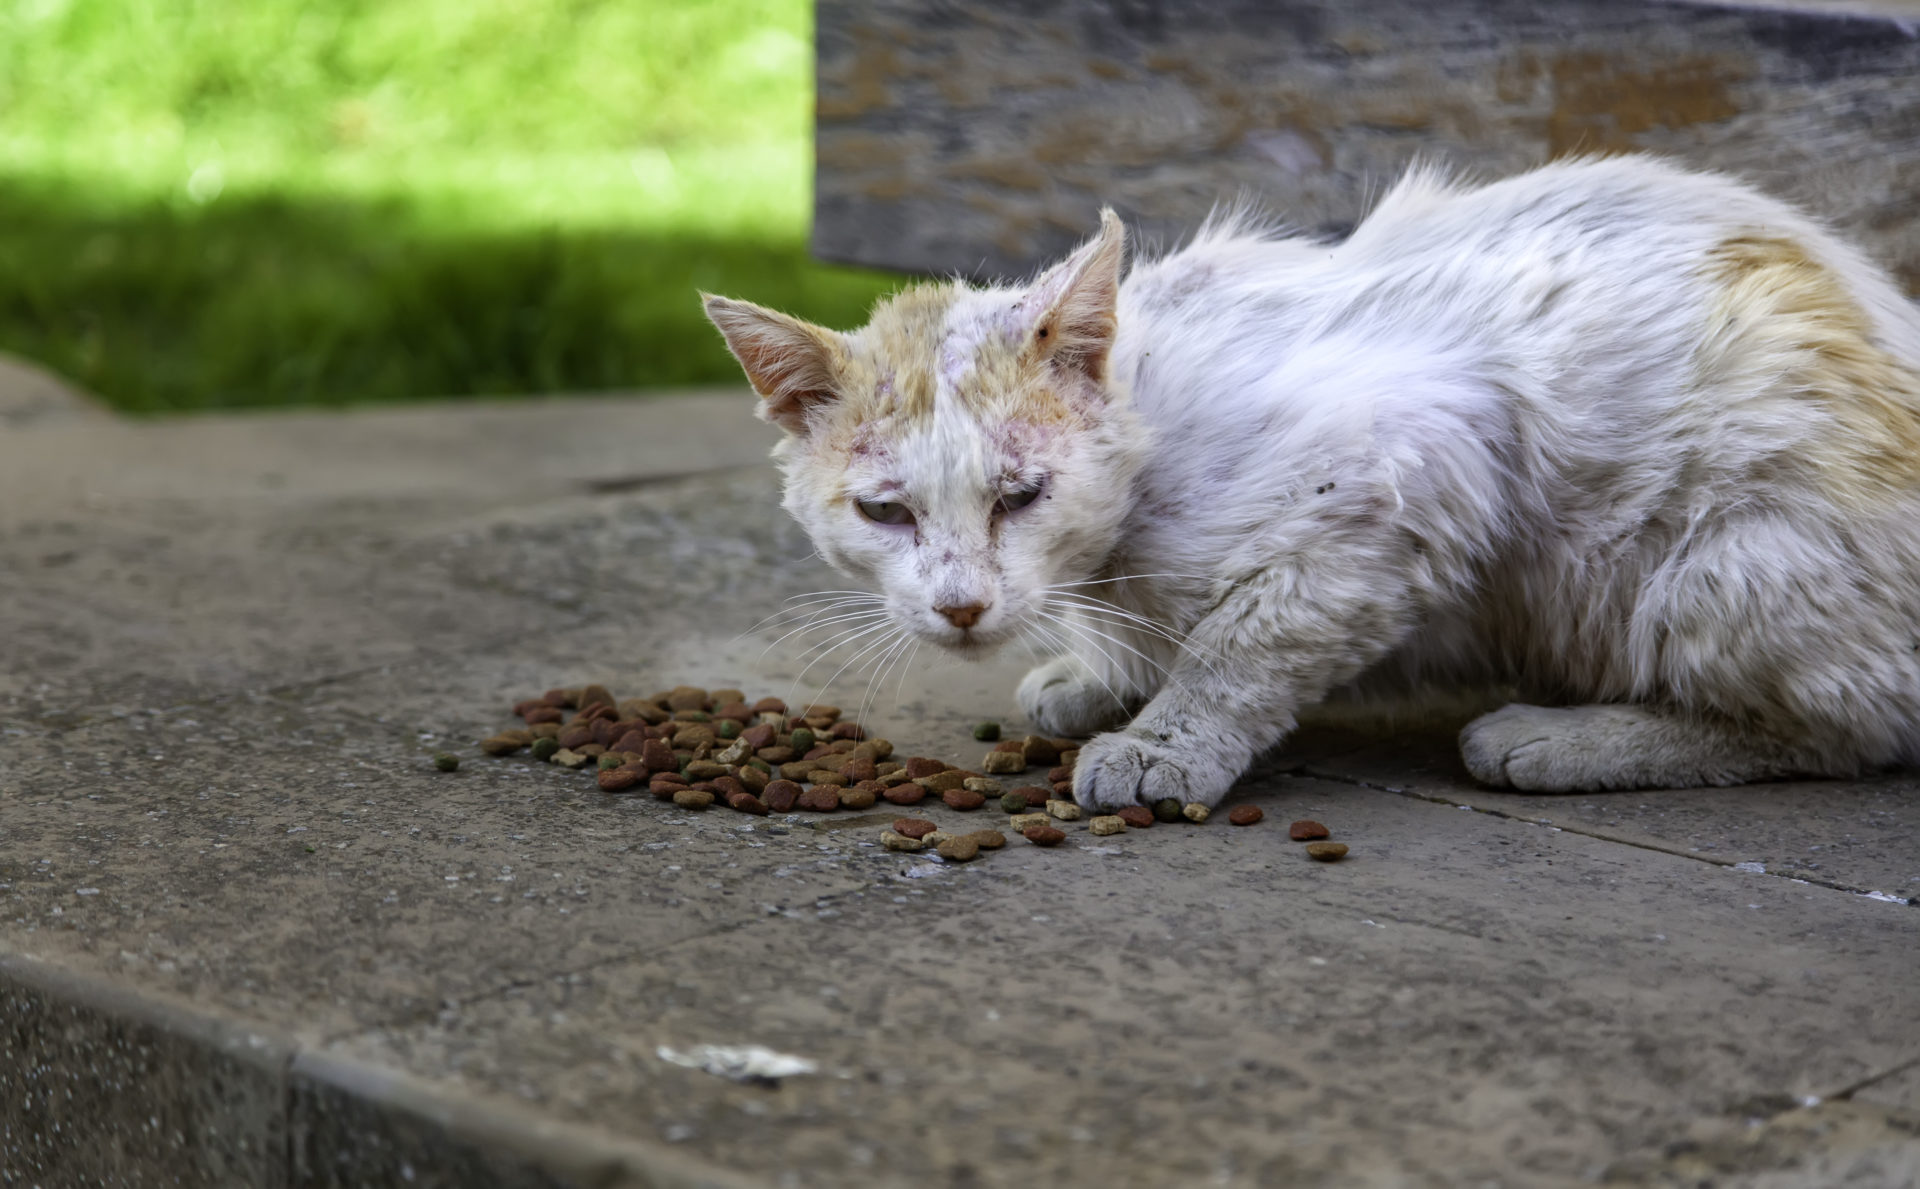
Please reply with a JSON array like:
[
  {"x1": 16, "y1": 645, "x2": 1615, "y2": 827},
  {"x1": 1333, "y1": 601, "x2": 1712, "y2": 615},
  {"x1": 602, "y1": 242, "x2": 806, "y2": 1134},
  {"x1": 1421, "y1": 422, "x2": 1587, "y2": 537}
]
[{"x1": 2, "y1": 378, "x2": 1916, "y2": 1187}]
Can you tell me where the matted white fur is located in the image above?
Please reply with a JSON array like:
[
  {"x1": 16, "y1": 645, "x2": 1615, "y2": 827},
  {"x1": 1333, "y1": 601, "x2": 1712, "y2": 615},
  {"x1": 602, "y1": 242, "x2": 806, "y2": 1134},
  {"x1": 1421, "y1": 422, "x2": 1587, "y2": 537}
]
[{"x1": 706, "y1": 156, "x2": 1920, "y2": 806}]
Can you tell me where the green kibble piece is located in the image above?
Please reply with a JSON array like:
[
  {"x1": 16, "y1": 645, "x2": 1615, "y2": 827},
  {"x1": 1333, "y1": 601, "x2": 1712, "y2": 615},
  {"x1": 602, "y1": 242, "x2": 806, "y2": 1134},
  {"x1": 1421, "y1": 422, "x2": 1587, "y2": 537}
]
[
  {"x1": 973, "y1": 721, "x2": 1002, "y2": 742},
  {"x1": 1152, "y1": 798, "x2": 1183, "y2": 823},
  {"x1": 999, "y1": 792, "x2": 1030, "y2": 814},
  {"x1": 597, "y1": 754, "x2": 624, "y2": 771},
  {"x1": 716, "y1": 719, "x2": 742, "y2": 739},
  {"x1": 432, "y1": 753, "x2": 460, "y2": 772},
  {"x1": 529, "y1": 737, "x2": 560, "y2": 761},
  {"x1": 790, "y1": 728, "x2": 816, "y2": 753},
  {"x1": 747, "y1": 757, "x2": 772, "y2": 774}
]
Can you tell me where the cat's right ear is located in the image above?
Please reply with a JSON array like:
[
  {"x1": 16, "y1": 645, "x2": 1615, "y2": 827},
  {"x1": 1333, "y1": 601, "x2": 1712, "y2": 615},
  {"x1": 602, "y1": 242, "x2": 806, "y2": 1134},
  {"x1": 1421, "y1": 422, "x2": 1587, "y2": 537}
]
[{"x1": 701, "y1": 294, "x2": 846, "y2": 435}]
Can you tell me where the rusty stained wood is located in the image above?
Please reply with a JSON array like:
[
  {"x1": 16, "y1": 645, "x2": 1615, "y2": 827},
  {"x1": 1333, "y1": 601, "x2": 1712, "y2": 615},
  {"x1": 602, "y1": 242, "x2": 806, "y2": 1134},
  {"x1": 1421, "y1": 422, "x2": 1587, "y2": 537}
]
[{"x1": 813, "y1": 0, "x2": 1920, "y2": 295}]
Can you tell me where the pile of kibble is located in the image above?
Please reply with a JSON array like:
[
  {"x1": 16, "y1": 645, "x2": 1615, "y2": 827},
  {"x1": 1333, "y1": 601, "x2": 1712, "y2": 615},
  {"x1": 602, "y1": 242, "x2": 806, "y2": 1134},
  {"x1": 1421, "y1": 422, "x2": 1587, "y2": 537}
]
[{"x1": 460, "y1": 684, "x2": 1347, "y2": 862}]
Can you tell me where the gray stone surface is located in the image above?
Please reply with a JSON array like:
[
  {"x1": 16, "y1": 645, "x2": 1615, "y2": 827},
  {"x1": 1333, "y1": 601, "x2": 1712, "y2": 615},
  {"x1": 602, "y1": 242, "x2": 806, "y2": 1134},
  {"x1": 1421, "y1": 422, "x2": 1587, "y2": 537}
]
[
  {"x1": 814, "y1": 0, "x2": 1920, "y2": 290},
  {"x1": 3, "y1": 392, "x2": 1916, "y2": 1185}
]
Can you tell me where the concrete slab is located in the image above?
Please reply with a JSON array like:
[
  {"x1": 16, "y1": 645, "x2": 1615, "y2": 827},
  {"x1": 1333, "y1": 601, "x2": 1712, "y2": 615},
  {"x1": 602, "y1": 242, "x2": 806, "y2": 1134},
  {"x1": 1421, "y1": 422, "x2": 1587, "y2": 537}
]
[
  {"x1": 1290, "y1": 727, "x2": 1920, "y2": 901},
  {"x1": 4, "y1": 392, "x2": 1916, "y2": 1185}
]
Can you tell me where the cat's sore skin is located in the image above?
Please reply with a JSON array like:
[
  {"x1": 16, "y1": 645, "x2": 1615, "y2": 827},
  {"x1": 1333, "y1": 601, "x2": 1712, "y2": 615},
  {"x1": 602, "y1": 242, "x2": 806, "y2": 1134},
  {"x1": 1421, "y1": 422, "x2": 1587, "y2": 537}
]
[{"x1": 705, "y1": 154, "x2": 1920, "y2": 803}]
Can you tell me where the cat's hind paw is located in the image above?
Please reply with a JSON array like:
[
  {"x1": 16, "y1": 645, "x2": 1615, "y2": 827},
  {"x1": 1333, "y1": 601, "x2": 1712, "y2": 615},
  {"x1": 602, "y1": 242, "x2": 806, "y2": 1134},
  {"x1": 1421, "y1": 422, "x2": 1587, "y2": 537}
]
[
  {"x1": 1017, "y1": 656, "x2": 1132, "y2": 738},
  {"x1": 1072, "y1": 730, "x2": 1237, "y2": 810}
]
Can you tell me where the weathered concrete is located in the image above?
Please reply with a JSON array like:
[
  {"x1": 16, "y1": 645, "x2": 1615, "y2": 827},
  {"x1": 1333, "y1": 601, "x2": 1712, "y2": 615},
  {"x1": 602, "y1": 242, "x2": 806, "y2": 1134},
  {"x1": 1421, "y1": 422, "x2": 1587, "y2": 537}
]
[
  {"x1": 3, "y1": 392, "x2": 1916, "y2": 1186},
  {"x1": 814, "y1": 0, "x2": 1920, "y2": 290}
]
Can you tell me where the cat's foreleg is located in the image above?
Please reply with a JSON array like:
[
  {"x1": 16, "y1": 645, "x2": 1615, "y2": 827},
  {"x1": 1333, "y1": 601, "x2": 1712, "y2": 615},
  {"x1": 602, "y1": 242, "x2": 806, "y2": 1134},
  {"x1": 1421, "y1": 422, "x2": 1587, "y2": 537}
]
[
  {"x1": 1071, "y1": 557, "x2": 1415, "y2": 810},
  {"x1": 1459, "y1": 703, "x2": 1822, "y2": 792},
  {"x1": 1017, "y1": 644, "x2": 1147, "y2": 738}
]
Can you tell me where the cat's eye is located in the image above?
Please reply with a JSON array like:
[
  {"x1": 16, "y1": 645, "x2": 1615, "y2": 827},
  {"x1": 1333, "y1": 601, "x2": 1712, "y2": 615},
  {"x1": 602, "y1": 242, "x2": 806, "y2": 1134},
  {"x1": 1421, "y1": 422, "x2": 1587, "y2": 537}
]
[
  {"x1": 996, "y1": 483, "x2": 1044, "y2": 515},
  {"x1": 856, "y1": 499, "x2": 914, "y2": 526}
]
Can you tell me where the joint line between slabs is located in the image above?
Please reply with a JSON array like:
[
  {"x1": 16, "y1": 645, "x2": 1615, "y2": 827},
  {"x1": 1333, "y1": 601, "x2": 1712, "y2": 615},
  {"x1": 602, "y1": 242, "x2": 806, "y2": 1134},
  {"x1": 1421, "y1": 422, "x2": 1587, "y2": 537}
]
[{"x1": 1293, "y1": 764, "x2": 1904, "y2": 903}]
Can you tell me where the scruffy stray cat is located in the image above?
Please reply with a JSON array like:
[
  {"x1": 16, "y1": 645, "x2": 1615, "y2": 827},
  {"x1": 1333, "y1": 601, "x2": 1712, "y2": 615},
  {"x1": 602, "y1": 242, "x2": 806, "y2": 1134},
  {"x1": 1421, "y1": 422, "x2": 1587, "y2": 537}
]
[{"x1": 703, "y1": 155, "x2": 1920, "y2": 808}]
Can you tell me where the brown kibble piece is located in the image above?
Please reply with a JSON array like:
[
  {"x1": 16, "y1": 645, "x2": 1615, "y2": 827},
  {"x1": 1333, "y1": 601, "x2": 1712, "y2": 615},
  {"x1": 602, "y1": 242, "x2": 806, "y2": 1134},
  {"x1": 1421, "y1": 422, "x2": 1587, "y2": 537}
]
[
  {"x1": 1020, "y1": 736, "x2": 1062, "y2": 766},
  {"x1": 893, "y1": 818, "x2": 938, "y2": 840},
  {"x1": 829, "y1": 720, "x2": 866, "y2": 741},
  {"x1": 1047, "y1": 765, "x2": 1074, "y2": 784},
  {"x1": 558, "y1": 726, "x2": 593, "y2": 750},
  {"x1": 801, "y1": 704, "x2": 841, "y2": 721},
  {"x1": 728, "y1": 792, "x2": 769, "y2": 816},
  {"x1": 714, "y1": 702, "x2": 754, "y2": 723},
  {"x1": 936, "y1": 836, "x2": 980, "y2": 862},
  {"x1": 963, "y1": 829, "x2": 1007, "y2": 850},
  {"x1": 942, "y1": 788, "x2": 986, "y2": 811},
  {"x1": 542, "y1": 688, "x2": 575, "y2": 708},
  {"x1": 1229, "y1": 806, "x2": 1264, "y2": 826},
  {"x1": 524, "y1": 706, "x2": 564, "y2": 725},
  {"x1": 839, "y1": 787, "x2": 877, "y2": 810},
  {"x1": 672, "y1": 788, "x2": 715, "y2": 810},
  {"x1": 758, "y1": 745, "x2": 797, "y2": 765},
  {"x1": 579, "y1": 684, "x2": 615, "y2": 710},
  {"x1": 762, "y1": 780, "x2": 801, "y2": 812},
  {"x1": 798, "y1": 787, "x2": 840, "y2": 812},
  {"x1": 1019, "y1": 787, "x2": 1050, "y2": 807},
  {"x1": 1290, "y1": 819, "x2": 1330, "y2": 841},
  {"x1": 918, "y1": 770, "x2": 971, "y2": 793},
  {"x1": 1116, "y1": 806, "x2": 1154, "y2": 829},
  {"x1": 751, "y1": 696, "x2": 787, "y2": 714},
  {"x1": 649, "y1": 774, "x2": 689, "y2": 798},
  {"x1": 842, "y1": 757, "x2": 878, "y2": 784},
  {"x1": 1306, "y1": 841, "x2": 1349, "y2": 861},
  {"x1": 480, "y1": 735, "x2": 528, "y2": 756},
  {"x1": 808, "y1": 769, "x2": 850, "y2": 788},
  {"x1": 1023, "y1": 825, "x2": 1067, "y2": 847},
  {"x1": 903, "y1": 756, "x2": 947, "y2": 778},
  {"x1": 666, "y1": 686, "x2": 709, "y2": 711},
  {"x1": 639, "y1": 738, "x2": 676, "y2": 772},
  {"x1": 882, "y1": 784, "x2": 927, "y2": 805},
  {"x1": 610, "y1": 730, "x2": 648, "y2": 754},
  {"x1": 596, "y1": 766, "x2": 643, "y2": 792}
]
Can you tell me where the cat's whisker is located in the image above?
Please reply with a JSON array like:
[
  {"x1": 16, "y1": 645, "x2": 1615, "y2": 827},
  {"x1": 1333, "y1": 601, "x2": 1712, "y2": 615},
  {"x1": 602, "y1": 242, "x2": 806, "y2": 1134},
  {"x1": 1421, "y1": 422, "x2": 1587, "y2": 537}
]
[
  {"x1": 741, "y1": 592, "x2": 883, "y2": 636},
  {"x1": 891, "y1": 639, "x2": 923, "y2": 711},
  {"x1": 1037, "y1": 604, "x2": 1175, "y2": 683},
  {"x1": 1042, "y1": 590, "x2": 1215, "y2": 654},
  {"x1": 779, "y1": 617, "x2": 896, "y2": 683},
  {"x1": 855, "y1": 631, "x2": 915, "y2": 731},
  {"x1": 1026, "y1": 613, "x2": 1132, "y2": 714},
  {"x1": 1046, "y1": 572, "x2": 1218, "y2": 590},
  {"x1": 778, "y1": 620, "x2": 900, "y2": 715},
  {"x1": 796, "y1": 623, "x2": 908, "y2": 716},
  {"x1": 1042, "y1": 594, "x2": 1230, "y2": 683},
  {"x1": 757, "y1": 607, "x2": 890, "y2": 657}
]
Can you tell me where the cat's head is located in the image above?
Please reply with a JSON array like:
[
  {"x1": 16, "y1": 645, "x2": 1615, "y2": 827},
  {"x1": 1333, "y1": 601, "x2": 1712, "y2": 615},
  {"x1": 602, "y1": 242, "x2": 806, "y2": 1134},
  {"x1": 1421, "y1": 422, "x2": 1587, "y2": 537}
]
[{"x1": 703, "y1": 211, "x2": 1147, "y2": 657}]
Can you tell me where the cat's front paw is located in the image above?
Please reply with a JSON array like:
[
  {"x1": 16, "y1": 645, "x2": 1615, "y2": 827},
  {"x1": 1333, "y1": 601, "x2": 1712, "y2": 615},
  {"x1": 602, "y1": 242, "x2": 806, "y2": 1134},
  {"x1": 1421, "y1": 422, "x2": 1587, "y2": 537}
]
[
  {"x1": 1072, "y1": 730, "x2": 1238, "y2": 810},
  {"x1": 1017, "y1": 656, "x2": 1131, "y2": 738},
  {"x1": 1460, "y1": 703, "x2": 1605, "y2": 792}
]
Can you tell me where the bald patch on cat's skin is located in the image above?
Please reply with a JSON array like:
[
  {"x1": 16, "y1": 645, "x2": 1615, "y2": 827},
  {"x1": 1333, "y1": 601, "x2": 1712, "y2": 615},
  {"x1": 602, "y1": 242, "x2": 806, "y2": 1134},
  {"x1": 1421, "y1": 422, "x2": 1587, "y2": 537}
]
[{"x1": 1699, "y1": 233, "x2": 1920, "y2": 499}]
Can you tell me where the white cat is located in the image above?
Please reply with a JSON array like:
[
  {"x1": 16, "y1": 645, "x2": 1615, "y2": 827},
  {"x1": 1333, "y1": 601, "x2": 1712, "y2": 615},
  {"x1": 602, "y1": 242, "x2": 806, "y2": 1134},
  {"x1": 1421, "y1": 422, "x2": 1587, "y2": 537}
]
[{"x1": 704, "y1": 155, "x2": 1920, "y2": 807}]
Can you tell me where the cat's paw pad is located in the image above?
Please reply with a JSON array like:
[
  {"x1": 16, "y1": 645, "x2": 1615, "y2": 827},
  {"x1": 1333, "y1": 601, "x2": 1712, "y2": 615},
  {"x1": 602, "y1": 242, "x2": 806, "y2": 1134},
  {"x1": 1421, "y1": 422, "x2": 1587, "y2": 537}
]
[
  {"x1": 1072, "y1": 730, "x2": 1235, "y2": 810},
  {"x1": 1017, "y1": 657, "x2": 1131, "y2": 738},
  {"x1": 1460, "y1": 704, "x2": 1587, "y2": 792}
]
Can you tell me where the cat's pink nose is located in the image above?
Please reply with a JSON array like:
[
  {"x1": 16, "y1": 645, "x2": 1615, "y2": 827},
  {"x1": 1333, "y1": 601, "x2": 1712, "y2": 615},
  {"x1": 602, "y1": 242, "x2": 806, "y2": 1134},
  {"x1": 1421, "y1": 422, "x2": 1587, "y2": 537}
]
[{"x1": 935, "y1": 602, "x2": 989, "y2": 630}]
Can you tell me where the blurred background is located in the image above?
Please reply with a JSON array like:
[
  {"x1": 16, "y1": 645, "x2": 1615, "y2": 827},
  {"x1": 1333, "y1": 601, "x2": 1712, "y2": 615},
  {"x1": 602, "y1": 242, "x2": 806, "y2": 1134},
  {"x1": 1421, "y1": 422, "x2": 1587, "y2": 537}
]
[{"x1": 0, "y1": 0, "x2": 894, "y2": 413}]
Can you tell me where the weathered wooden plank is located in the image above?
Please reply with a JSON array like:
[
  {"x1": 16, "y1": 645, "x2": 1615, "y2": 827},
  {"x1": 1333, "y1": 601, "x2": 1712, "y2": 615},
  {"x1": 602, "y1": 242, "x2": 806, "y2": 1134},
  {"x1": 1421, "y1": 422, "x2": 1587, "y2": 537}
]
[{"x1": 814, "y1": 0, "x2": 1920, "y2": 293}]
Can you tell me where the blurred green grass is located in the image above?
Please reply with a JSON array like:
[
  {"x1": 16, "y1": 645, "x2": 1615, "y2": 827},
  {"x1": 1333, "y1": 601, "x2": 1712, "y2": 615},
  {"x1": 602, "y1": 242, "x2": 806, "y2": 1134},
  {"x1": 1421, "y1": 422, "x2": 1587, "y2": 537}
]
[{"x1": 0, "y1": 0, "x2": 898, "y2": 412}]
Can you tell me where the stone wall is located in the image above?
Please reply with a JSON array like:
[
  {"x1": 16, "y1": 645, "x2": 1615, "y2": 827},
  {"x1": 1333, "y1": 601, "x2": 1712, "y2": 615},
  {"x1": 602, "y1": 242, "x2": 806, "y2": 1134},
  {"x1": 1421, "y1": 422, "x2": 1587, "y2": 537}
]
[{"x1": 814, "y1": 0, "x2": 1920, "y2": 291}]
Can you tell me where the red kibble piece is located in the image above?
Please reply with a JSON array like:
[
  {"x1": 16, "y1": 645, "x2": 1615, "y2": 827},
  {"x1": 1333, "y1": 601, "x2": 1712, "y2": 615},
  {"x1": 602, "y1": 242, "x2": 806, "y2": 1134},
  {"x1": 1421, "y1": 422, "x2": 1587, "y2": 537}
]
[
  {"x1": 1229, "y1": 806, "x2": 1264, "y2": 826},
  {"x1": 797, "y1": 787, "x2": 840, "y2": 812},
  {"x1": 1052, "y1": 782, "x2": 1074, "y2": 798},
  {"x1": 1116, "y1": 806, "x2": 1154, "y2": 829},
  {"x1": 903, "y1": 757, "x2": 946, "y2": 778},
  {"x1": 893, "y1": 818, "x2": 938, "y2": 840},
  {"x1": 597, "y1": 766, "x2": 643, "y2": 793},
  {"x1": 942, "y1": 789, "x2": 986, "y2": 811},
  {"x1": 558, "y1": 726, "x2": 593, "y2": 751},
  {"x1": 728, "y1": 792, "x2": 769, "y2": 815},
  {"x1": 740, "y1": 723, "x2": 777, "y2": 750},
  {"x1": 803, "y1": 745, "x2": 833, "y2": 762},
  {"x1": 842, "y1": 757, "x2": 877, "y2": 784},
  {"x1": 610, "y1": 730, "x2": 648, "y2": 754},
  {"x1": 541, "y1": 689, "x2": 574, "y2": 708},
  {"x1": 639, "y1": 738, "x2": 676, "y2": 773},
  {"x1": 712, "y1": 775, "x2": 748, "y2": 800},
  {"x1": 1289, "y1": 819, "x2": 1329, "y2": 841},
  {"x1": 751, "y1": 697, "x2": 787, "y2": 714},
  {"x1": 1020, "y1": 787, "x2": 1050, "y2": 807},
  {"x1": 991, "y1": 740, "x2": 1026, "y2": 754},
  {"x1": 1046, "y1": 765, "x2": 1073, "y2": 784},
  {"x1": 762, "y1": 780, "x2": 802, "y2": 812},
  {"x1": 714, "y1": 702, "x2": 754, "y2": 723},
  {"x1": 1022, "y1": 825, "x2": 1066, "y2": 847},
  {"x1": 829, "y1": 720, "x2": 866, "y2": 741},
  {"x1": 883, "y1": 784, "x2": 927, "y2": 806}
]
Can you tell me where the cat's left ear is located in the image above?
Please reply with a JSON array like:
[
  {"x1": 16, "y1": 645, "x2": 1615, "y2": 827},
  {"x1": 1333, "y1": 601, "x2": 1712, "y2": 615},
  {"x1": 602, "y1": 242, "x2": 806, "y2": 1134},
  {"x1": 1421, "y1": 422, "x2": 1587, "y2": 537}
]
[{"x1": 1024, "y1": 208, "x2": 1126, "y2": 384}]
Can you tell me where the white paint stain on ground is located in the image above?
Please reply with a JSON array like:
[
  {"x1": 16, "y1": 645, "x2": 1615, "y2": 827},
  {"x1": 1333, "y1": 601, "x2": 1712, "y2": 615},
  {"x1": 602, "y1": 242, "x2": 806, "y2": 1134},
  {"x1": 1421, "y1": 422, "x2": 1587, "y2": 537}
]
[{"x1": 658, "y1": 1044, "x2": 818, "y2": 1082}]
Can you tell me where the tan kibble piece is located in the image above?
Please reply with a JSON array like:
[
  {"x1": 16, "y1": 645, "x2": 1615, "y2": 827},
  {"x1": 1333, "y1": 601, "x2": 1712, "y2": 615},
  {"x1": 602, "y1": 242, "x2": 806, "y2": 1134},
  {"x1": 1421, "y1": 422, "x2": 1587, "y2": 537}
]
[
  {"x1": 1182, "y1": 803, "x2": 1211, "y2": 823},
  {"x1": 1089, "y1": 815, "x2": 1126, "y2": 836},
  {"x1": 917, "y1": 770, "x2": 972, "y2": 793},
  {"x1": 982, "y1": 750, "x2": 1027, "y2": 775},
  {"x1": 671, "y1": 789, "x2": 715, "y2": 810},
  {"x1": 882, "y1": 831, "x2": 928, "y2": 853},
  {"x1": 1008, "y1": 813, "x2": 1052, "y2": 832},
  {"x1": 962, "y1": 776, "x2": 1003, "y2": 795},
  {"x1": 923, "y1": 830, "x2": 954, "y2": 847},
  {"x1": 838, "y1": 787, "x2": 877, "y2": 810},
  {"x1": 879, "y1": 769, "x2": 915, "y2": 787},
  {"x1": 551, "y1": 748, "x2": 591, "y2": 770},
  {"x1": 1045, "y1": 799, "x2": 1082, "y2": 822},
  {"x1": 1306, "y1": 842, "x2": 1349, "y2": 862}
]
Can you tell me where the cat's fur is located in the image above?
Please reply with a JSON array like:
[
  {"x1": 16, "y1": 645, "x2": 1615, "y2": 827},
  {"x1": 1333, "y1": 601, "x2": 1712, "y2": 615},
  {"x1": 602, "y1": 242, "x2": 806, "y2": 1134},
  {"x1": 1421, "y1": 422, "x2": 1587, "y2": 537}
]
[{"x1": 704, "y1": 155, "x2": 1920, "y2": 807}]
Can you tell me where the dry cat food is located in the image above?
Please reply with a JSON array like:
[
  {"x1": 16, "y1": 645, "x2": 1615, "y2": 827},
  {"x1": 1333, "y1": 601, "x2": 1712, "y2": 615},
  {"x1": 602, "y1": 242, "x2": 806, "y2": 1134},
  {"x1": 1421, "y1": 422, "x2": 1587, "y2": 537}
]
[
  {"x1": 476, "y1": 683, "x2": 1347, "y2": 864},
  {"x1": 1289, "y1": 819, "x2": 1330, "y2": 841}
]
